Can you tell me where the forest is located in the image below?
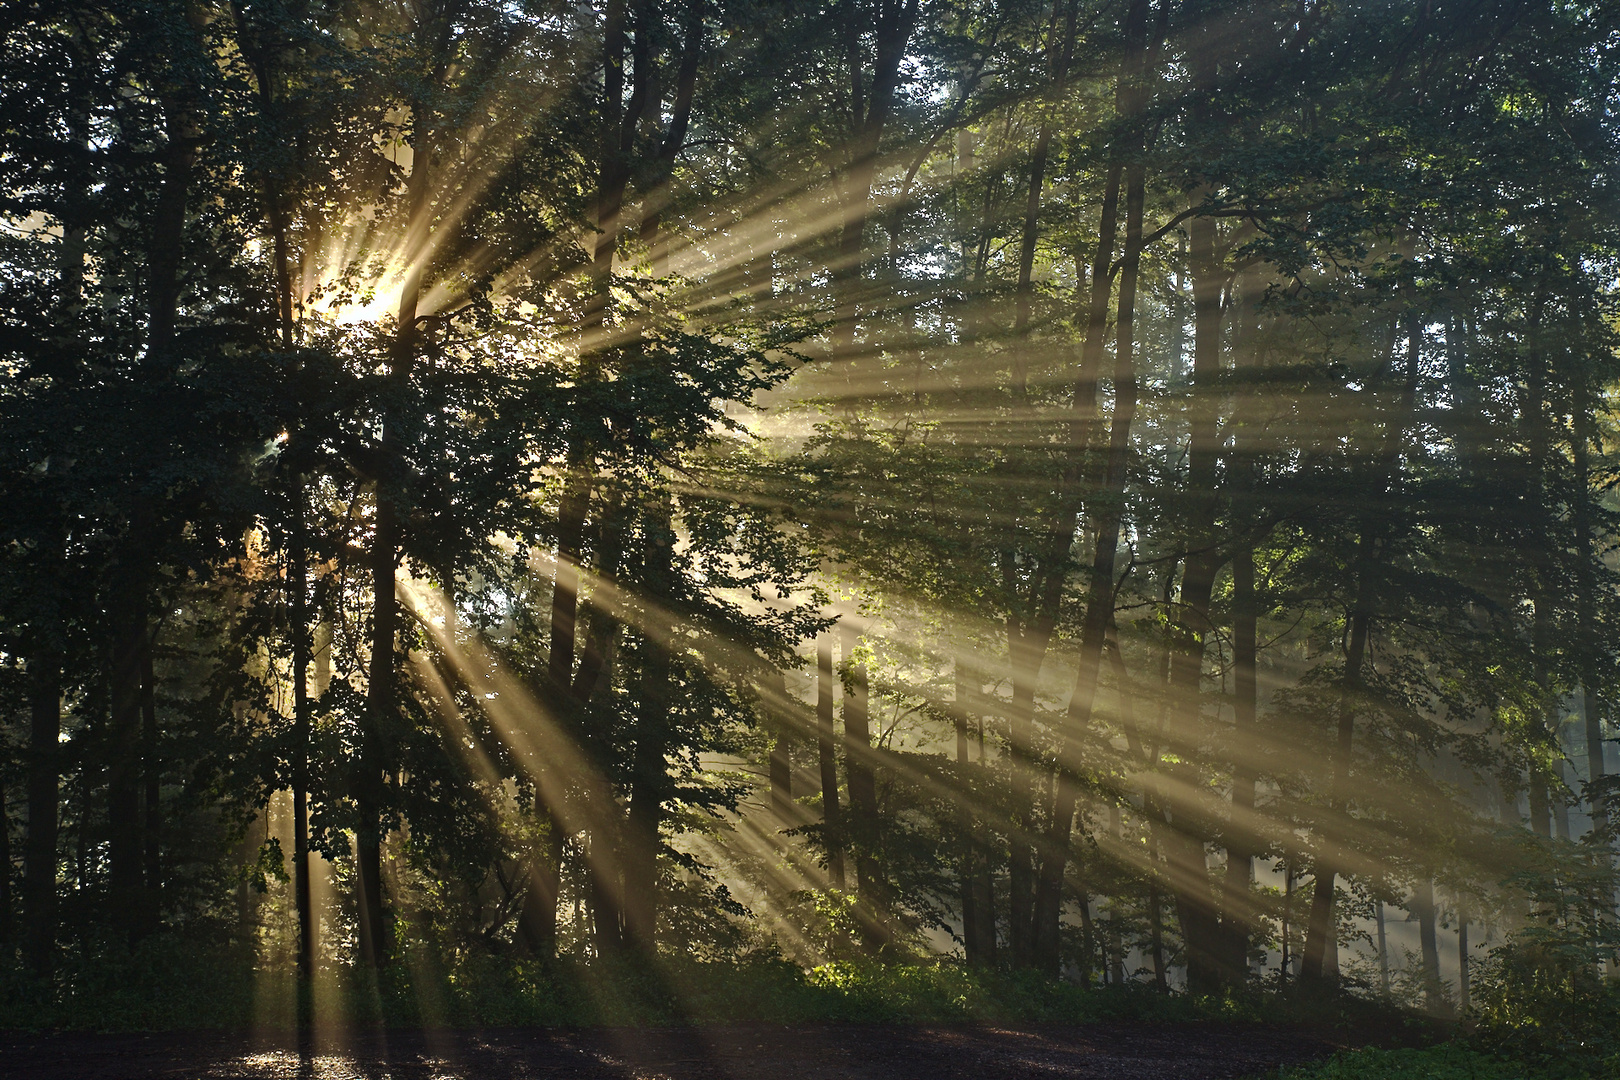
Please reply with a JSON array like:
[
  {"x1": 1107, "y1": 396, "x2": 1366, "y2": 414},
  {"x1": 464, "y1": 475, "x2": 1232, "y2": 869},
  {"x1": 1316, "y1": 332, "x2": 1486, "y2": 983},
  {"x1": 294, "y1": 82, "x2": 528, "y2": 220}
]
[{"x1": 2, "y1": 1, "x2": 1619, "y2": 1077}]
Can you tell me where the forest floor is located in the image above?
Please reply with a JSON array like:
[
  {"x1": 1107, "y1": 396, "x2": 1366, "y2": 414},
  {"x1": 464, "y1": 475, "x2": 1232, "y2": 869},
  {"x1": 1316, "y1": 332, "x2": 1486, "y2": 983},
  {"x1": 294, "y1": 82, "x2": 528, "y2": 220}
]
[{"x1": 0, "y1": 1021, "x2": 1369, "y2": 1079}]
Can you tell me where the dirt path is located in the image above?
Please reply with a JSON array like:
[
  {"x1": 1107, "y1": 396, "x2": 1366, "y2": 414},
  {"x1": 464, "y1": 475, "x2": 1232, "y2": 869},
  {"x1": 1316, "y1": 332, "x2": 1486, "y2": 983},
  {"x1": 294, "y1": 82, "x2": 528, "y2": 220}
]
[{"x1": 0, "y1": 1023, "x2": 1347, "y2": 1079}]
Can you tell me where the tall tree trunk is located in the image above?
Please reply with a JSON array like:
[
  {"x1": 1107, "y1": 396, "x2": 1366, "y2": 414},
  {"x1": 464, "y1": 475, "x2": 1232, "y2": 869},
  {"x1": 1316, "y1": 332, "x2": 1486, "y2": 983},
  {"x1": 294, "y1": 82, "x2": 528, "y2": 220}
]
[
  {"x1": 1163, "y1": 195, "x2": 1229, "y2": 993},
  {"x1": 358, "y1": 478, "x2": 394, "y2": 968},
  {"x1": 842, "y1": 624, "x2": 881, "y2": 915},
  {"x1": 236, "y1": 6, "x2": 316, "y2": 989},
  {"x1": 1005, "y1": 626, "x2": 1043, "y2": 969},
  {"x1": 1525, "y1": 293, "x2": 1554, "y2": 839},
  {"x1": 571, "y1": 487, "x2": 626, "y2": 702},
  {"x1": 1003, "y1": 0, "x2": 1135, "y2": 968},
  {"x1": 1413, "y1": 877, "x2": 1442, "y2": 1013},
  {"x1": 141, "y1": 646, "x2": 160, "y2": 916},
  {"x1": 954, "y1": 661, "x2": 978, "y2": 962},
  {"x1": 1376, "y1": 897, "x2": 1390, "y2": 996},
  {"x1": 1574, "y1": 388, "x2": 1606, "y2": 836},
  {"x1": 1299, "y1": 590, "x2": 1368, "y2": 984},
  {"x1": 1031, "y1": 77, "x2": 1147, "y2": 968},
  {"x1": 1457, "y1": 908, "x2": 1470, "y2": 1014},
  {"x1": 624, "y1": 492, "x2": 674, "y2": 952},
  {"x1": 358, "y1": 96, "x2": 435, "y2": 969},
  {"x1": 25, "y1": 655, "x2": 60, "y2": 977},
  {"x1": 107, "y1": 609, "x2": 148, "y2": 945},
  {"x1": 829, "y1": 0, "x2": 919, "y2": 364},
  {"x1": 769, "y1": 667, "x2": 794, "y2": 819},
  {"x1": 0, "y1": 779, "x2": 9, "y2": 947},
  {"x1": 106, "y1": 61, "x2": 200, "y2": 947},
  {"x1": 817, "y1": 634, "x2": 845, "y2": 889},
  {"x1": 636, "y1": 0, "x2": 702, "y2": 273},
  {"x1": 1220, "y1": 270, "x2": 1266, "y2": 980},
  {"x1": 956, "y1": 660, "x2": 996, "y2": 966},
  {"x1": 1011, "y1": 0, "x2": 1076, "y2": 395},
  {"x1": 290, "y1": 478, "x2": 314, "y2": 987}
]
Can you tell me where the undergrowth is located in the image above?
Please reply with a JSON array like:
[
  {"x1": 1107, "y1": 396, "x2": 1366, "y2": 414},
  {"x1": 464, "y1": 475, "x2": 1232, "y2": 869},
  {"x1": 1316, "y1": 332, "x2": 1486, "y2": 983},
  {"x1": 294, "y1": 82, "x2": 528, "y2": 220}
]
[
  {"x1": 1271, "y1": 1043, "x2": 1620, "y2": 1080},
  {"x1": 0, "y1": 936, "x2": 1394, "y2": 1033}
]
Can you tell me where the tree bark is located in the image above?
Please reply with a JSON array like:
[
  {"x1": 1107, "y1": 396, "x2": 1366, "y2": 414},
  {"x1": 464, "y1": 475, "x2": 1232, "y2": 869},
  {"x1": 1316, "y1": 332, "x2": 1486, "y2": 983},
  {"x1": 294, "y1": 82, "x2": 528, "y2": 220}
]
[
  {"x1": 290, "y1": 477, "x2": 314, "y2": 986},
  {"x1": 1457, "y1": 909, "x2": 1470, "y2": 1014},
  {"x1": 107, "y1": 609, "x2": 148, "y2": 945},
  {"x1": 624, "y1": 491, "x2": 674, "y2": 952},
  {"x1": 1220, "y1": 270, "x2": 1267, "y2": 980},
  {"x1": 636, "y1": 0, "x2": 703, "y2": 272},
  {"x1": 829, "y1": 0, "x2": 919, "y2": 363},
  {"x1": 1413, "y1": 877, "x2": 1442, "y2": 1013},
  {"x1": 769, "y1": 667, "x2": 794, "y2": 819},
  {"x1": 956, "y1": 660, "x2": 996, "y2": 966},
  {"x1": 25, "y1": 653, "x2": 60, "y2": 975},
  {"x1": 141, "y1": 645, "x2": 160, "y2": 914},
  {"x1": 1163, "y1": 192, "x2": 1230, "y2": 993},
  {"x1": 1031, "y1": 82, "x2": 1147, "y2": 969},
  {"x1": 1574, "y1": 387, "x2": 1607, "y2": 836},
  {"x1": 817, "y1": 634, "x2": 845, "y2": 889},
  {"x1": 842, "y1": 623, "x2": 881, "y2": 913}
]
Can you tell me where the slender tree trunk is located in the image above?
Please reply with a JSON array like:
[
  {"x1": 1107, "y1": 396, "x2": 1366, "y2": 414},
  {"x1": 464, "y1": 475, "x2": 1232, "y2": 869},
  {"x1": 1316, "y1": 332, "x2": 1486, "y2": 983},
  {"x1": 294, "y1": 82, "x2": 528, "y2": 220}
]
[
  {"x1": 1011, "y1": 98, "x2": 1054, "y2": 401},
  {"x1": 842, "y1": 624, "x2": 881, "y2": 913},
  {"x1": 1457, "y1": 908, "x2": 1470, "y2": 1014},
  {"x1": 1220, "y1": 270, "x2": 1266, "y2": 980},
  {"x1": 829, "y1": 0, "x2": 918, "y2": 364},
  {"x1": 238, "y1": 14, "x2": 315, "y2": 989},
  {"x1": 1575, "y1": 390, "x2": 1607, "y2": 836},
  {"x1": 25, "y1": 654, "x2": 60, "y2": 976},
  {"x1": 107, "y1": 609, "x2": 147, "y2": 945},
  {"x1": 0, "y1": 780, "x2": 10, "y2": 947},
  {"x1": 1224, "y1": 541, "x2": 1257, "y2": 976},
  {"x1": 105, "y1": 69, "x2": 200, "y2": 946},
  {"x1": 817, "y1": 634, "x2": 845, "y2": 889},
  {"x1": 358, "y1": 96, "x2": 435, "y2": 967},
  {"x1": 1413, "y1": 878, "x2": 1442, "y2": 1013},
  {"x1": 996, "y1": 63, "x2": 1128, "y2": 970},
  {"x1": 1299, "y1": 597, "x2": 1367, "y2": 984},
  {"x1": 1160, "y1": 7, "x2": 1247, "y2": 993},
  {"x1": 1003, "y1": 0, "x2": 1134, "y2": 965},
  {"x1": 769, "y1": 667, "x2": 794, "y2": 820},
  {"x1": 1148, "y1": 823, "x2": 1167, "y2": 990},
  {"x1": 1006, "y1": 628, "x2": 1042, "y2": 968},
  {"x1": 636, "y1": 0, "x2": 702, "y2": 273},
  {"x1": 1031, "y1": 121, "x2": 1147, "y2": 971},
  {"x1": 358, "y1": 483, "x2": 394, "y2": 969},
  {"x1": 955, "y1": 660, "x2": 996, "y2": 966},
  {"x1": 1376, "y1": 898, "x2": 1390, "y2": 997},
  {"x1": 290, "y1": 478, "x2": 314, "y2": 989},
  {"x1": 141, "y1": 645, "x2": 160, "y2": 919},
  {"x1": 1525, "y1": 293, "x2": 1554, "y2": 839},
  {"x1": 1163, "y1": 197, "x2": 1229, "y2": 993},
  {"x1": 1280, "y1": 863, "x2": 1293, "y2": 986},
  {"x1": 954, "y1": 661, "x2": 978, "y2": 962}
]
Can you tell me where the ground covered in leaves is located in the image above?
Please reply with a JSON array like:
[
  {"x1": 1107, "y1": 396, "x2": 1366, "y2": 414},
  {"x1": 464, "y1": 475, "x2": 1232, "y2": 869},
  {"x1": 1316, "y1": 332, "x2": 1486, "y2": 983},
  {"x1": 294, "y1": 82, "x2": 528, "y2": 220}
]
[{"x1": 0, "y1": 1022, "x2": 1360, "y2": 1079}]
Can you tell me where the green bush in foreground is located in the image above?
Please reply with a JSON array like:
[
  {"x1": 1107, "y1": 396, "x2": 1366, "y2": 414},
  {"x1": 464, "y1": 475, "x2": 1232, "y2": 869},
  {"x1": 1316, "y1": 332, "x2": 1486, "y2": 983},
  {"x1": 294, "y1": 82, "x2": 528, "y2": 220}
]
[
  {"x1": 1276, "y1": 1046, "x2": 1535, "y2": 1080},
  {"x1": 1276, "y1": 1044, "x2": 1620, "y2": 1080},
  {"x1": 1467, "y1": 929, "x2": 1620, "y2": 1078}
]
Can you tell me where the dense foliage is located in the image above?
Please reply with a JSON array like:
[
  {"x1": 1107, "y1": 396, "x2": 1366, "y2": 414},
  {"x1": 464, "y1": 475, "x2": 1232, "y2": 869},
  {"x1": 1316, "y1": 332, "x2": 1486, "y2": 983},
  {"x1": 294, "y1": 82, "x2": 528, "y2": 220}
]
[{"x1": 1, "y1": 0, "x2": 1618, "y2": 1053}]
